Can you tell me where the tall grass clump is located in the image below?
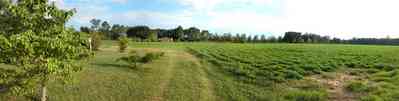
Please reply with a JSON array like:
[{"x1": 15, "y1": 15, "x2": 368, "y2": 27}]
[
  {"x1": 117, "y1": 50, "x2": 165, "y2": 69},
  {"x1": 90, "y1": 32, "x2": 103, "y2": 51},
  {"x1": 118, "y1": 36, "x2": 129, "y2": 53},
  {"x1": 284, "y1": 90, "x2": 328, "y2": 101}
]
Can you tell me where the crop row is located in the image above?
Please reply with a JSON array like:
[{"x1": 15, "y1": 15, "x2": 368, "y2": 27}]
[{"x1": 189, "y1": 44, "x2": 399, "y2": 84}]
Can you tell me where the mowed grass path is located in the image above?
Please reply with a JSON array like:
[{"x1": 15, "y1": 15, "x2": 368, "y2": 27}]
[{"x1": 1, "y1": 46, "x2": 217, "y2": 101}]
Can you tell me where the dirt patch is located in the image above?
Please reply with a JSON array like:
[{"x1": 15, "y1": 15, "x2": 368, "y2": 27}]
[{"x1": 309, "y1": 72, "x2": 363, "y2": 101}]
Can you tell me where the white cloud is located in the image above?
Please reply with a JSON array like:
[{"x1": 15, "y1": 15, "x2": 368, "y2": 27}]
[
  {"x1": 111, "y1": 0, "x2": 128, "y2": 4},
  {"x1": 176, "y1": 0, "x2": 273, "y2": 12},
  {"x1": 55, "y1": 0, "x2": 399, "y2": 39},
  {"x1": 111, "y1": 11, "x2": 194, "y2": 28},
  {"x1": 185, "y1": 0, "x2": 399, "y2": 39},
  {"x1": 281, "y1": 0, "x2": 399, "y2": 38}
]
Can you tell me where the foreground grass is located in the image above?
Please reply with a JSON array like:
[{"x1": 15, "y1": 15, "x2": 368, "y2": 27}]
[
  {"x1": 1, "y1": 46, "x2": 216, "y2": 101},
  {"x1": 187, "y1": 43, "x2": 399, "y2": 101},
  {"x1": 2, "y1": 41, "x2": 399, "y2": 101}
]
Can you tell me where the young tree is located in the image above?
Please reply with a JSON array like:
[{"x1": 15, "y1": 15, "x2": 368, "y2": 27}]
[
  {"x1": 118, "y1": 36, "x2": 129, "y2": 53},
  {"x1": 175, "y1": 26, "x2": 184, "y2": 41},
  {"x1": 0, "y1": 1, "x2": 90, "y2": 101},
  {"x1": 147, "y1": 30, "x2": 158, "y2": 42},
  {"x1": 90, "y1": 32, "x2": 103, "y2": 51}
]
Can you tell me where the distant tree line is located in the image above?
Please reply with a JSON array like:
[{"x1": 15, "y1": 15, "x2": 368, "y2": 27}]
[
  {"x1": 281, "y1": 31, "x2": 341, "y2": 43},
  {"x1": 80, "y1": 19, "x2": 129, "y2": 40},
  {"x1": 349, "y1": 38, "x2": 399, "y2": 45},
  {"x1": 79, "y1": 19, "x2": 399, "y2": 45}
]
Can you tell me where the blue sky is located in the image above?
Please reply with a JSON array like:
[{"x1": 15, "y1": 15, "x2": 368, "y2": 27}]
[{"x1": 55, "y1": 0, "x2": 399, "y2": 39}]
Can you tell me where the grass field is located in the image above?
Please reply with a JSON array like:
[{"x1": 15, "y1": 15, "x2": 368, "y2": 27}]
[{"x1": 2, "y1": 41, "x2": 399, "y2": 101}]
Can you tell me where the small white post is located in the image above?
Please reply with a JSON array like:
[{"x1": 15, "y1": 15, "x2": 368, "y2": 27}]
[{"x1": 88, "y1": 37, "x2": 92, "y2": 51}]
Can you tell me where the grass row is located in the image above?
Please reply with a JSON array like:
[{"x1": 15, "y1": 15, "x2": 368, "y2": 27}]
[{"x1": 187, "y1": 43, "x2": 399, "y2": 100}]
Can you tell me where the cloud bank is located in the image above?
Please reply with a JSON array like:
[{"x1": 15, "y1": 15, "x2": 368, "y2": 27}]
[{"x1": 54, "y1": 0, "x2": 399, "y2": 39}]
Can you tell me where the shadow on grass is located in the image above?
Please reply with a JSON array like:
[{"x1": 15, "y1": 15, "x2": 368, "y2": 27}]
[
  {"x1": 93, "y1": 63, "x2": 130, "y2": 69},
  {"x1": 92, "y1": 62, "x2": 158, "y2": 75}
]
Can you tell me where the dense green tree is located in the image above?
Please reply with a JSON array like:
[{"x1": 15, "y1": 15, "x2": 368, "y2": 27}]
[
  {"x1": 175, "y1": 26, "x2": 184, "y2": 41},
  {"x1": 80, "y1": 26, "x2": 91, "y2": 33},
  {"x1": 282, "y1": 31, "x2": 302, "y2": 43},
  {"x1": 110, "y1": 24, "x2": 128, "y2": 40},
  {"x1": 147, "y1": 30, "x2": 158, "y2": 42},
  {"x1": 0, "y1": 1, "x2": 90, "y2": 101},
  {"x1": 126, "y1": 26, "x2": 151, "y2": 39},
  {"x1": 100, "y1": 21, "x2": 111, "y2": 39},
  {"x1": 201, "y1": 30, "x2": 210, "y2": 41},
  {"x1": 90, "y1": 19, "x2": 102, "y2": 31},
  {"x1": 185, "y1": 27, "x2": 201, "y2": 41}
]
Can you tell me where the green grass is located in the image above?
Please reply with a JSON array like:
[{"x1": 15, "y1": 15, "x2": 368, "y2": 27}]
[
  {"x1": 187, "y1": 42, "x2": 399, "y2": 100},
  {"x1": 1, "y1": 42, "x2": 216, "y2": 101},
  {"x1": 2, "y1": 41, "x2": 399, "y2": 101}
]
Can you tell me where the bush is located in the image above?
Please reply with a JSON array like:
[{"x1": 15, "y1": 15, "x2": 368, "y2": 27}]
[
  {"x1": 90, "y1": 32, "x2": 102, "y2": 51},
  {"x1": 116, "y1": 51, "x2": 141, "y2": 68},
  {"x1": 141, "y1": 52, "x2": 165, "y2": 63},
  {"x1": 117, "y1": 51, "x2": 165, "y2": 69},
  {"x1": 118, "y1": 36, "x2": 129, "y2": 53}
]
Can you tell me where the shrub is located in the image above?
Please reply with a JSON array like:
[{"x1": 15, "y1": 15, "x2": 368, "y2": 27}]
[
  {"x1": 117, "y1": 51, "x2": 165, "y2": 69},
  {"x1": 118, "y1": 36, "x2": 129, "y2": 53},
  {"x1": 90, "y1": 32, "x2": 103, "y2": 51},
  {"x1": 141, "y1": 52, "x2": 165, "y2": 63},
  {"x1": 116, "y1": 52, "x2": 141, "y2": 69}
]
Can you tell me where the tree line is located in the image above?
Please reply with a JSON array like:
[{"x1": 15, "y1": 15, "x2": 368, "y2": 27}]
[{"x1": 79, "y1": 19, "x2": 399, "y2": 45}]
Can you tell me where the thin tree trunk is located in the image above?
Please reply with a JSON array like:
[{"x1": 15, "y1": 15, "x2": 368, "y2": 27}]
[
  {"x1": 134, "y1": 62, "x2": 137, "y2": 68},
  {"x1": 40, "y1": 83, "x2": 47, "y2": 101}
]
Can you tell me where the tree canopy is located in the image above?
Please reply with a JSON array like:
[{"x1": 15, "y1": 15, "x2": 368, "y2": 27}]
[
  {"x1": 126, "y1": 26, "x2": 151, "y2": 39},
  {"x1": 0, "y1": 0, "x2": 90, "y2": 100}
]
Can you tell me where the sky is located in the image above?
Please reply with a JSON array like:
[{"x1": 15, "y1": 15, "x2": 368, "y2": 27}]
[{"x1": 53, "y1": 0, "x2": 399, "y2": 39}]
